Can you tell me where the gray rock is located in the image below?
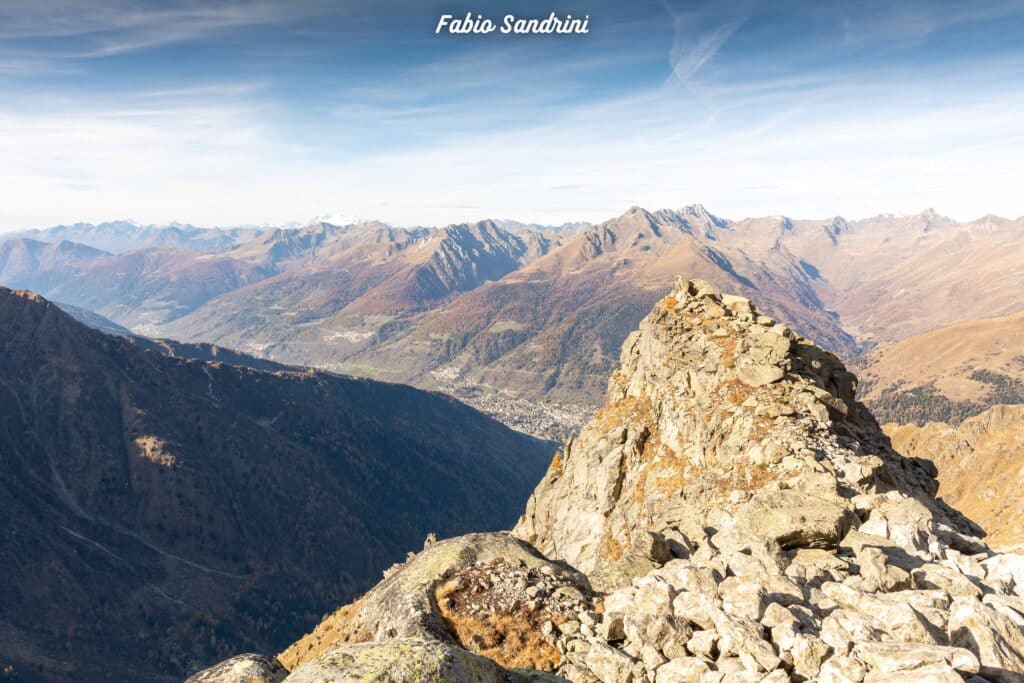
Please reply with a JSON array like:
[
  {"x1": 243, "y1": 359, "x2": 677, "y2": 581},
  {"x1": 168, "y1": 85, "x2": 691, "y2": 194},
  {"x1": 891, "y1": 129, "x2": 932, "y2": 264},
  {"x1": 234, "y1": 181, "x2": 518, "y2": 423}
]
[
  {"x1": 949, "y1": 598, "x2": 1024, "y2": 682},
  {"x1": 734, "y1": 491, "x2": 859, "y2": 550},
  {"x1": 912, "y1": 563, "x2": 983, "y2": 598},
  {"x1": 790, "y1": 633, "x2": 832, "y2": 679},
  {"x1": 583, "y1": 643, "x2": 635, "y2": 683},
  {"x1": 819, "y1": 654, "x2": 868, "y2": 682},
  {"x1": 654, "y1": 656, "x2": 710, "y2": 682},
  {"x1": 736, "y1": 363, "x2": 784, "y2": 387},
  {"x1": 853, "y1": 641, "x2": 979, "y2": 675},
  {"x1": 856, "y1": 546, "x2": 911, "y2": 592},
  {"x1": 282, "y1": 639, "x2": 505, "y2": 683},
  {"x1": 862, "y1": 662, "x2": 964, "y2": 682},
  {"x1": 310, "y1": 533, "x2": 582, "y2": 646},
  {"x1": 185, "y1": 654, "x2": 287, "y2": 683}
]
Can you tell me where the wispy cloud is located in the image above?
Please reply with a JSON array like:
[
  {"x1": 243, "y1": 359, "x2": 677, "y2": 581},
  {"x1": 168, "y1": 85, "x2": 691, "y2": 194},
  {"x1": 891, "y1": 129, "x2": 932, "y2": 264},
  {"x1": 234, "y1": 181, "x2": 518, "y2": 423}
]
[
  {"x1": 667, "y1": 17, "x2": 744, "y2": 81},
  {"x1": 0, "y1": 0, "x2": 329, "y2": 58},
  {"x1": 837, "y1": 0, "x2": 1024, "y2": 46},
  {"x1": 658, "y1": 0, "x2": 749, "y2": 82}
]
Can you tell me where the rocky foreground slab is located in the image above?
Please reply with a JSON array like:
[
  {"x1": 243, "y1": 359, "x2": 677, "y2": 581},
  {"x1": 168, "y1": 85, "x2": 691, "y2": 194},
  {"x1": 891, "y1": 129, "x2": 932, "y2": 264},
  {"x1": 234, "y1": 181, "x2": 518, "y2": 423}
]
[{"x1": 189, "y1": 279, "x2": 1024, "y2": 683}]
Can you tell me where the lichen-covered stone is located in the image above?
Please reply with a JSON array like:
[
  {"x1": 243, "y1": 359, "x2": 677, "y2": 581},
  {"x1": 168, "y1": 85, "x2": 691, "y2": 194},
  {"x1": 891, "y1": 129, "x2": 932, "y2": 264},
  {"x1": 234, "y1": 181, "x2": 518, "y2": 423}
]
[
  {"x1": 185, "y1": 654, "x2": 287, "y2": 683},
  {"x1": 282, "y1": 639, "x2": 505, "y2": 682},
  {"x1": 280, "y1": 532, "x2": 584, "y2": 670}
]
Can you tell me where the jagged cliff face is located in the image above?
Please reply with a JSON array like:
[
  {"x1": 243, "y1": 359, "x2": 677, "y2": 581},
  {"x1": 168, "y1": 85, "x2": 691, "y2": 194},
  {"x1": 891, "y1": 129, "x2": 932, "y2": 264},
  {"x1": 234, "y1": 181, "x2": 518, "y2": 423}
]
[{"x1": 514, "y1": 278, "x2": 964, "y2": 578}]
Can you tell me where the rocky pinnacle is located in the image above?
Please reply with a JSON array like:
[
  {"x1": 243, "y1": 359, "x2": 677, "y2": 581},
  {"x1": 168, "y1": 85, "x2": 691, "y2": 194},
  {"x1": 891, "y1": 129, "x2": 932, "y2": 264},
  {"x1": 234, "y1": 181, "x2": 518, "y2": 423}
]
[{"x1": 514, "y1": 278, "x2": 977, "y2": 583}]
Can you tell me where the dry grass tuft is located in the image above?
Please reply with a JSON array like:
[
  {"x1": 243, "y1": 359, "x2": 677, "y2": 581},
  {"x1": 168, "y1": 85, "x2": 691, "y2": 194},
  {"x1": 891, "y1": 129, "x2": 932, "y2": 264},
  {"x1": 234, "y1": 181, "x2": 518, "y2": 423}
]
[
  {"x1": 601, "y1": 530, "x2": 628, "y2": 563},
  {"x1": 434, "y1": 562, "x2": 564, "y2": 671},
  {"x1": 277, "y1": 596, "x2": 372, "y2": 671}
]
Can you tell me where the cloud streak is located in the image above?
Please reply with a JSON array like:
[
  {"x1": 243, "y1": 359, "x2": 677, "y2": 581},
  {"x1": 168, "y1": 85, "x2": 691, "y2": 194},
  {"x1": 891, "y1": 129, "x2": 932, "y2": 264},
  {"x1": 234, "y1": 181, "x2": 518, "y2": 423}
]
[{"x1": 0, "y1": 0, "x2": 340, "y2": 62}]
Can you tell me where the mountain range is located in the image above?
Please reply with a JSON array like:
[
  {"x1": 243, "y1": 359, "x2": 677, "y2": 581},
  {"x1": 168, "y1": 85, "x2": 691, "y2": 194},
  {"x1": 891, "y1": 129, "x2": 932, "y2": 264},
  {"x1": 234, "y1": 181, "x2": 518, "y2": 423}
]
[
  {"x1": 3, "y1": 217, "x2": 1023, "y2": 680},
  {"x1": 0, "y1": 287, "x2": 553, "y2": 683},
  {"x1": 2, "y1": 206, "x2": 1022, "y2": 436},
  {"x1": 8, "y1": 220, "x2": 267, "y2": 254}
]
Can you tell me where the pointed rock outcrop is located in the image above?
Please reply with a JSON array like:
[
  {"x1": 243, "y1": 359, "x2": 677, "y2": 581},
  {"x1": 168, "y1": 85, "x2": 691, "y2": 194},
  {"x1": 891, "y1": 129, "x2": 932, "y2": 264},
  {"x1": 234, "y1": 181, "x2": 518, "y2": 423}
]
[{"x1": 514, "y1": 278, "x2": 971, "y2": 586}]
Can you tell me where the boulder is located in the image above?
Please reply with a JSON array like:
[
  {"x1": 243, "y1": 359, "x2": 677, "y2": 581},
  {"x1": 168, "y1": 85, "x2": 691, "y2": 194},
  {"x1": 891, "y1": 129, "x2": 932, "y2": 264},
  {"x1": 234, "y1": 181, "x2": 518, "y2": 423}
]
[
  {"x1": 185, "y1": 654, "x2": 287, "y2": 683},
  {"x1": 735, "y1": 491, "x2": 859, "y2": 550},
  {"x1": 912, "y1": 563, "x2": 984, "y2": 598},
  {"x1": 948, "y1": 598, "x2": 1024, "y2": 682},
  {"x1": 852, "y1": 641, "x2": 979, "y2": 675},
  {"x1": 855, "y1": 546, "x2": 911, "y2": 592},
  {"x1": 862, "y1": 662, "x2": 964, "y2": 682},
  {"x1": 279, "y1": 533, "x2": 583, "y2": 669},
  {"x1": 713, "y1": 612, "x2": 781, "y2": 672},
  {"x1": 790, "y1": 633, "x2": 832, "y2": 678},
  {"x1": 654, "y1": 657, "x2": 711, "y2": 682},
  {"x1": 282, "y1": 639, "x2": 505, "y2": 683},
  {"x1": 582, "y1": 643, "x2": 635, "y2": 683},
  {"x1": 822, "y1": 582, "x2": 951, "y2": 644},
  {"x1": 819, "y1": 654, "x2": 868, "y2": 682},
  {"x1": 736, "y1": 363, "x2": 784, "y2": 387}
]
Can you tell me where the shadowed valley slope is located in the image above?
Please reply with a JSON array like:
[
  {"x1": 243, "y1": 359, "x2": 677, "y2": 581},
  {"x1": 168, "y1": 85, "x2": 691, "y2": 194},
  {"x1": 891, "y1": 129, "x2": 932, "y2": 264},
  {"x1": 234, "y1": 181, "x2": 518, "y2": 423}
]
[{"x1": 0, "y1": 287, "x2": 553, "y2": 683}]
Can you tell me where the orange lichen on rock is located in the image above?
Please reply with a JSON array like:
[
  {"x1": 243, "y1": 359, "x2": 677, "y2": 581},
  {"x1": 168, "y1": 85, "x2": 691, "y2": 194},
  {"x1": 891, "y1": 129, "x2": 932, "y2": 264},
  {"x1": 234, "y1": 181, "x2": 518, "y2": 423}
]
[{"x1": 548, "y1": 450, "x2": 564, "y2": 478}]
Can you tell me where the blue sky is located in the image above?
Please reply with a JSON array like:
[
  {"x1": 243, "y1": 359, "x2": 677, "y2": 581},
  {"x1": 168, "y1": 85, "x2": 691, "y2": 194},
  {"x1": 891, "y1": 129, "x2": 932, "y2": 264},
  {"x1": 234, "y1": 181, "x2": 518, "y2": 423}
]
[{"x1": 1, "y1": 0, "x2": 1023, "y2": 230}]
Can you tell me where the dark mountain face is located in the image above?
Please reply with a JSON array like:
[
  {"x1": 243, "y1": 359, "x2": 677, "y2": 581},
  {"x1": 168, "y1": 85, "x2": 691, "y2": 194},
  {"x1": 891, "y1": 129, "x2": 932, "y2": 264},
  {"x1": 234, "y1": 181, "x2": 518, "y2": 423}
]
[
  {"x1": 0, "y1": 288, "x2": 553, "y2": 683},
  {"x1": 0, "y1": 241, "x2": 273, "y2": 332},
  {"x1": 0, "y1": 239, "x2": 109, "y2": 293}
]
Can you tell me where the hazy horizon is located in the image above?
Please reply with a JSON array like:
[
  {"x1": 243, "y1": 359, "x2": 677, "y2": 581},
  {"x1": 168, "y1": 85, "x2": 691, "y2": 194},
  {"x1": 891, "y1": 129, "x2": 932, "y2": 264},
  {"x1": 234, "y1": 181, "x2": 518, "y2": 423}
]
[
  {"x1": 2, "y1": 0, "x2": 1023, "y2": 231},
  {"x1": 5, "y1": 203, "x2": 1024, "y2": 236}
]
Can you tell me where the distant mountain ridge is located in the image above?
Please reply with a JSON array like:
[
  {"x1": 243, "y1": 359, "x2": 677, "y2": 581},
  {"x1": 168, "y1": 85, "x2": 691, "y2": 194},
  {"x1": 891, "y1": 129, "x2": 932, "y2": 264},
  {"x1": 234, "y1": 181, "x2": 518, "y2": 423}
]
[
  {"x1": 9, "y1": 220, "x2": 268, "y2": 254},
  {"x1": 4, "y1": 206, "x2": 1022, "y2": 434},
  {"x1": 346, "y1": 205, "x2": 857, "y2": 405}
]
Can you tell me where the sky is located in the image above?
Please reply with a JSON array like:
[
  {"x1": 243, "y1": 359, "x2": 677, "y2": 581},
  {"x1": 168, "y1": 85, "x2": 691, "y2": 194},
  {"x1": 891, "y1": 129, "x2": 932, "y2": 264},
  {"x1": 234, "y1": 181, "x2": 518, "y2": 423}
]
[{"x1": 1, "y1": 0, "x2": 1023, "y2": 231}]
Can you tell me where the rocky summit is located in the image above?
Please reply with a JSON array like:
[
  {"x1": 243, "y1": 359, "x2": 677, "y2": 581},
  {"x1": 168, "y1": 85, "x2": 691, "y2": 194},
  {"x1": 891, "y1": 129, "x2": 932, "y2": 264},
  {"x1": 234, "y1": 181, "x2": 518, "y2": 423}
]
[
  {"x1": 191, "y1": 279, "x2": 1024, "y2": 683},
  {"x1": 513, "y1": 278, "x2": 980, "y2": 586}
]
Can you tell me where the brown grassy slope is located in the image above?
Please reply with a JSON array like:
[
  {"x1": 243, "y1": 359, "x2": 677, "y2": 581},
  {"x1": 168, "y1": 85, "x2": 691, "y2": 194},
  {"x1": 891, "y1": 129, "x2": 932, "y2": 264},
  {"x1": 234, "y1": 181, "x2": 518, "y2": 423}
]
[
  {"x1": 1, "y1": 242, "x2": 273, "y2": 331},
  {"x1": 718, "y1": 211, "x2": 1024, "y2": 349},
  {"x1": 157, "y1": 221, "x2": 558, "y2": 364},
  {"x1": 832, "y1": 215, "x2": 1024, "y2": 345},
  {"x1": 853, "y1": 311, "x2": 1024, "y2": 424},
  {"x1": 885, "y1": 405, "x2": 1024, "y2": 551}
]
